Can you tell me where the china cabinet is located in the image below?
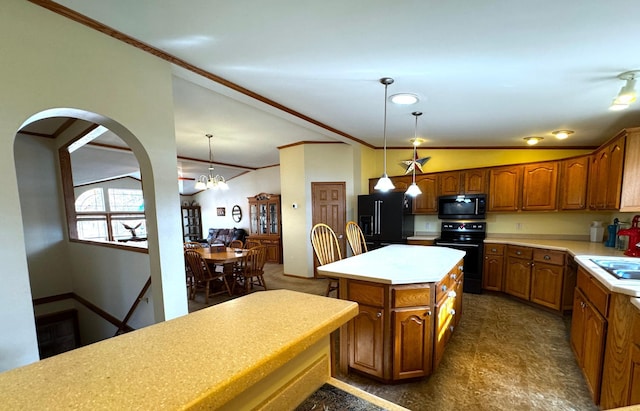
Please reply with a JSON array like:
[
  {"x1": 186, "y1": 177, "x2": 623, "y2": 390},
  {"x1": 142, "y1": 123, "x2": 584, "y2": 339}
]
[
  {"x1": 181, "y1": 206, "x2": 202, "y2": 242},
  {"x1": 246, "y1": 193, "x2": 282, "y2": 263}
]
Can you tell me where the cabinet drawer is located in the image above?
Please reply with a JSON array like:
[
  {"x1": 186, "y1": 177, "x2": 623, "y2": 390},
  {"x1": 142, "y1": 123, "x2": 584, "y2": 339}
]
[
  {"x1": 392, "y1": 285, "x2": 431, "y2": 308},
  {"x1": 533, "y1": 249, "x2": 565, "y2": 266},
  {"x1": 485, "y1": 244, "x2": 505, "y2": 256},
  {"x1": 407, "y1": 239, "x2": 434, "y2": 246},
  {"x1": 576, "y1": 267, "x2": 610, "y2": 318},
  {"x1": 507, "y1": 245, "x2": 533, "y2": 259},
  {"x1": 436, "y1": 268, "x2": 460, "y2": 303},
  {"x1": 348, "y1": 281, "x2": 385, "y2": 307}
]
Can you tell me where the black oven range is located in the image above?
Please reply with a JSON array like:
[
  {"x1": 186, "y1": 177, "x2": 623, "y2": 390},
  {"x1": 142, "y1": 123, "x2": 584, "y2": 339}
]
[{"x1": 434, "y1": 221, "x2": 486, "y2": 294}]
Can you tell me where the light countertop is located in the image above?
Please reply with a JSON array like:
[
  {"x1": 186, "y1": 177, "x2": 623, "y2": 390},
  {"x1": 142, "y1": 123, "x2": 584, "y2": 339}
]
[
  {"x1": 318, "y1": 244, "x2": 465, "y2": 285},
  {"x1": 0, "y1": 290, "x2": 358, "y2": 410}
]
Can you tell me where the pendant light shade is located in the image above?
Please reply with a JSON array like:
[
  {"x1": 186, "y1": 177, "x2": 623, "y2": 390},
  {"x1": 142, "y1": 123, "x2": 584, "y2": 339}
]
[
  {"x1": 374, "y1": 77, "x2": 396, "y2": 192},
  {"x1": 405, "y1": 111, "x2": 423, "y2": 197}
]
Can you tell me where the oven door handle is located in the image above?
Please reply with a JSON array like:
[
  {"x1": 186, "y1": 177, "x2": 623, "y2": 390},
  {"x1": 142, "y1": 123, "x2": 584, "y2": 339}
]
[{"x1": 436, "y1": 242, "x2": 480, "y2": 248}]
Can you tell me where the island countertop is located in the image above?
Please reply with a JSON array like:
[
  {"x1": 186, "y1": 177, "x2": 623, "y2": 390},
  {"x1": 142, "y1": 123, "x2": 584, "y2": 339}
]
[
  {"x1": 0, "y1": 290, "x2": 358, "y2": 410},
  {"x1": 317, "y1": 244, "x2": 465, "y2": 285}
]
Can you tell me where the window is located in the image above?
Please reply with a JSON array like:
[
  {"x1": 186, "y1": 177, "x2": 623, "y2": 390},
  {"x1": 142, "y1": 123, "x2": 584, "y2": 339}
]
[{"x1": 74, "y1": 187, "x2": 146, "y2": 242}]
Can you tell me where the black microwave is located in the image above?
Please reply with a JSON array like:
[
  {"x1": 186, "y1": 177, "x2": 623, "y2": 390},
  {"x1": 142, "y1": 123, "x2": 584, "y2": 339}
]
[{"x1": 438, "y1": 194, "x2": 486, "y2": 220}]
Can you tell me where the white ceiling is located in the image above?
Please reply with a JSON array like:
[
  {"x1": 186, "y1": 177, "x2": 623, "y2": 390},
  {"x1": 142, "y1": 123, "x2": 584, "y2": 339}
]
[{"x1": 34, "y1": 1, "x2": 640, "y2": 193}]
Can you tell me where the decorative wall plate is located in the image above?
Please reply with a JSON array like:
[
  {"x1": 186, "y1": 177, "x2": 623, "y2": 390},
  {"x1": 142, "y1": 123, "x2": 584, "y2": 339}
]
[{"x1": 232, "y1": 205, "x2": 242, "y2": 222}]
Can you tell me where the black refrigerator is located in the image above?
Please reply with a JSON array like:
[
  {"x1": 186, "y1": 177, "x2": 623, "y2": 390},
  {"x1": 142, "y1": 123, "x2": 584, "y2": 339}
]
[{"x1": 358, "y1": 192, "x2": 415, "y2": 250}]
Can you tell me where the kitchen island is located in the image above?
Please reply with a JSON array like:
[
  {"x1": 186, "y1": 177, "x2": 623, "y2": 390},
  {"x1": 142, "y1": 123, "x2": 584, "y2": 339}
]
[
  {"x1": 318, "y1": 244, "x2": 465, "y2": 382},
  {"x1": 0, "y1": 290, "x2": 367, "y2": 410}
]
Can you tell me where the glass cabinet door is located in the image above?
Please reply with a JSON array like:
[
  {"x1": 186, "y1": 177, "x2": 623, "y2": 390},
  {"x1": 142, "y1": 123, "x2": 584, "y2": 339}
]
[
  {"x1": 259, "y1": 203, "x2": 268, "y2": 234},
  {"x1": 269, "y1": 201, "x2": 278, "y2": 235},
  {"x1": 250, "y1": 203, "x2": 258, "y2": 234}
]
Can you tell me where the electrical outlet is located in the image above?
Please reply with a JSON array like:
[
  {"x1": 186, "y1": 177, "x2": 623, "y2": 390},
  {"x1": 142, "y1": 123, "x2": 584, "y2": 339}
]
[
  {"x1": 516, "y1": 223, "x2": 523, "y2": 231},
  {"x1": 425, "y1": 222, "x2": 431, "y2": 231}
]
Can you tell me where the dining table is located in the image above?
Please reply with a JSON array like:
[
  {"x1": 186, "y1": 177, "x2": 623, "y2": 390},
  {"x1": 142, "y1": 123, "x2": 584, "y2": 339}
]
[{"x1": 194, "y1": 246, "x2": 248, "y2": 276}]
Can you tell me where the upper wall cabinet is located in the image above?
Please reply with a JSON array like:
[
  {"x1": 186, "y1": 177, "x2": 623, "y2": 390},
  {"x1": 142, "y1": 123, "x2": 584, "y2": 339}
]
[
  {"x1": 489, "y1": 165, "x2": 523, "y2": 212},
  {"x1": 589, "y1": 132, "x2": 626, "y2": 210},
  {"x1": 559, "y1": 156, "x2": 590, "y2": 210},
  {"x1": 413, "y1": 174, "x2": 439, "y2": 214},
  {"x1": 438, "y1": 169, "x2": 488, "y2": 196},
  {"x1": 620, "y1": 127, "x2": 640, "y2": 211},
  {"x1": 521, "y1": 162, "x2": 558, "y2": 211}
]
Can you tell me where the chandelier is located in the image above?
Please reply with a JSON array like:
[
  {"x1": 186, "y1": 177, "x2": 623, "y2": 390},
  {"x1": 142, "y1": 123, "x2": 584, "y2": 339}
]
[{"x1": 194, "y1": 134, "x2": 229, "y2": 191}]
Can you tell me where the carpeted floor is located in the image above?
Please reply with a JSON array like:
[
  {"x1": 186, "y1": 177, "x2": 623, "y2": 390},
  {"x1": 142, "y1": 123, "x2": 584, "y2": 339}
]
[{"x1": 189, "y1": 263, "x2": 597, "y2": 411}]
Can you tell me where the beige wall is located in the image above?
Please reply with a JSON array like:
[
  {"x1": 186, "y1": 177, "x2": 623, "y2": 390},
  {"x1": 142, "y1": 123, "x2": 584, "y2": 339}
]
[{"x1": 1, "y1": 1, "x2": 186, "y2": 371}]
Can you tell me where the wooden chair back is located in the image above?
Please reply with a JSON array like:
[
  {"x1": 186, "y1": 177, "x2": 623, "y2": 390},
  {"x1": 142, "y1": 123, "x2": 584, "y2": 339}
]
[
  {"x1": 184, "y1": 249, "x2": 211, "y2": 282},
  {"x1": 310, "y1": 223, "x2": 342, "y2": 266},
  {"x1": 345, "y1": 221, "x2": 368, "y2": 256},
  {"x1": 184, "y1": 241, "x2": 203, "y2": 249},
  {"x1": 244, "y1": 240, "x2": 261, "y2": 249},
  {"x1": 235, "y1": 245, "x2": 268, "y2": 293},
  {"x1": 229, "y1": 239, "x2": 244, "y2": 249}
]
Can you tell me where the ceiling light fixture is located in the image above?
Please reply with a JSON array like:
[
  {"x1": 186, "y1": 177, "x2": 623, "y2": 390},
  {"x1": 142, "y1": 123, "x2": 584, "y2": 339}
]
[
  {"x1": 405, "y1": 112, "x2": 423, "y2": 197},
  {"x1": 610, "y1": 70, "x2": 639, "y2": 111},
  {"x1": 552, "y1": 130, "x2": 574, "y2": 140},
  {"x1": 374, "y1": 77, "x2": 396, "y2": 192},
  {"x1": 194, "y1": 134, "x2": 229, "y2": 191},
  {"x1": 390, "y1": 93, "x2": 419, "y2": 105},
  {"x1": 523, "y1": 136, "x2": 544, "y2": 146}
]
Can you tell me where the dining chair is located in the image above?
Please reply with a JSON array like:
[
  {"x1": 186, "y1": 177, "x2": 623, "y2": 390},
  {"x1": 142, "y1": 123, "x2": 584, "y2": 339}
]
[
  {"x1": 233, "y1": 245, "x2": 268, "y2": 294},
  {"x1": 345, "y1": 221, "x2": 368, "y2": 256},
  {"x1": 184, "y1": 249, "x2": 232, "y2": 303},
  {"x1": 183, "y1": 241, "x2": 203, "y2": 249},
  {"x1": 310, "y1": 223, "x2": 342, "y2": 297},
  {"x1": 244, "y1": 240, "x2": 261, "y2": 249},
  {"x1": 228, "y1": 239, "x2": 243, "y2": 249}
]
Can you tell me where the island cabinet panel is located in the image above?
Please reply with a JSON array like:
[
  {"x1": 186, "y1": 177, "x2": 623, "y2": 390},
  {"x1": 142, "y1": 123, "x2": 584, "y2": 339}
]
[
  {"x1": 629, "y1": 344, "x2": 640, "y2": 406},
  {"x1": 559, "y1": 156, "x2": 589, "y2": 210},
  {"x1": 392, "y1": 308, "x2": 433, "y2": 380},
  {"x1": 571, "y1": 267, "x2": 610, "y2": 405},
  {"x1": 504, "y1": 246, "x2": 532, "y2": 300},
  {"x1": 349, "y1": 304, "x2": 385, "y2": 378},
  {"x1": 521, "y1": 161, "x2": 558, "y2": 211},
  {"x1": 489, "y1": 165, "x2": 523, "y2": 211},
  {"x1": 483, "y1": 244, "x2": 505, "y2": 291}
]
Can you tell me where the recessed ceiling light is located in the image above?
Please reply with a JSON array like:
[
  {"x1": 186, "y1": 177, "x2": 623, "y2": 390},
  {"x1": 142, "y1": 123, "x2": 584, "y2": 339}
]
[
  {"x1": 390, "y1": 93, "x2": 419, "y2": 105},
  {"x1": 551, "y1": 130, "x2": 574, "y2": 139},
  {"x1": 523, "y1": 136, "x2": 544, "y2": 145}
]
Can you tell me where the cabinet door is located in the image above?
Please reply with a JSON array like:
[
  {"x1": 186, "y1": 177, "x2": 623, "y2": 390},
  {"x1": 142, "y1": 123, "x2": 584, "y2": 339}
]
[
  {"x1": 391, "y1": 175, "x2": 411, "y2": 193},
  {"x1": 621, "y1": 129, "x2": 640, "y2": 211},
  {"x1": 438, "y1": 171, "x2": 461, "y2": 196},
  {"x1": 489, "y1": 165, "x2": 522, "y2": 211},
  {"x1": 504, "y1": 256, "x2": 531, "y2": 300},
  {"x1": 413, "y1": 174, "x2": 438, "y2": 214},
  {"x1": 434, "y1": 296, "x2": 456, "y2": 369},
  {"x1": 583, "y1": 300, "x2": 607, "y2": 403},
  {"x1": 559, "y1": 156, "x2": 589, "y2": 210},
  {"x1": 249, "y1": 202, "x2": 259, "y2": 234},
  {"x1": 629, "y1": 344, "x2": 640, "y2": 405},
  {"x1": 591, "y1": 148, "x2": 609, "y2": 209},
  {"x1": 268, "y1": 200, "x2": 279, "y2": 235},
  {"x1": 349, "y1": 304, "x2": 385, "y2": 378},
  {"x1": 606, "y1": 136, "x2": 625, "y2": 209},
  {"x1": 571, "y1": 288, "x2": 587, "y2": 364},
  {"x1": 483, "y1": 254, "x2": 504, "y2": 291},
  {"x1": 522, "y1": 162, "x2": 558, "y2": 211},
  {"x1": 530, "y1": 262, "x2": 563, "y2": 310},
  {"x1": 463, "y1": 169, "x2": 488, "y2": 194},
  {"x1": 392, "y1": 308, "x2": 433, "y2": 380}
]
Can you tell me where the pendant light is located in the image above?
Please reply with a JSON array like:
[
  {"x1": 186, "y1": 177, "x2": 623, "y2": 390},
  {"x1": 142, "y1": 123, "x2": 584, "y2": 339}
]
[
  {"x1": 194, "y1": 134, "x2": 229, "y2": 191},
  {"x1": 405, "y1": 111, "x2": 423, "y2": 197},
  {"x1": 374, "y1": 77, "x2": 396, "y2": 192}
]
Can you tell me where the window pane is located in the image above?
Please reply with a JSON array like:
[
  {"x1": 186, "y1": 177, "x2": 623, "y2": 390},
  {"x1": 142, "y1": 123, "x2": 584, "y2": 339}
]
[
  {"x1": 76, "y1": 216, "x2": 108, "y2": 241},
  {"x1": 75, "y1": 188, "x2": 105, "y2": 212},
  {"x1": 108, "y1": 188, "x2": 144, "y2": 212},
  {"x1": 111, "y1": 215, "x2": 147, "y2": 241}
]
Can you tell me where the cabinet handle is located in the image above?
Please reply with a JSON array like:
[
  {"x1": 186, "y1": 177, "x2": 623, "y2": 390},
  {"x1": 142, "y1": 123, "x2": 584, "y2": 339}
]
[
  {"x1": 458, "y1": 265, "x2": 464, "y2": 271},
  {"x1": 425, "y1": 311, "x2": 432, "y2": 317},
  {"x1": 449, "y1": 325, "x2": 455, "y2": 332},
  {"x1": 441, "y1": 285, "x2": 447, "y2": 292},
  {"x1": 376, "y1": 312, "x2": 382, "y2": 318},
  {"x1": 516, "y1": 251, "x2": 522, "y2": 255},
  {"x1": 544, "y1": 255, "x2": 551, "y2": 260},
  {"x1": 449, "y1": 309, "x2": 456, "y2": 316},
  {"x1": 491, "y1": 248, "x2": 497, "y2": 252},
  {"x1": 450, "y1": 273, "x2": 457, "y2": 280},
  {"x1": 448, "y1": 290, "x2": 457, "y2": 298}
]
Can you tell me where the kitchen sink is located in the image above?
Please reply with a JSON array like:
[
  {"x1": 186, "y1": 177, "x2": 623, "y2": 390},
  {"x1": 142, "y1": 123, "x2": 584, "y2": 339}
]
[{"x1": 590, "y1": 259, "x2": 640, "y2": 280}]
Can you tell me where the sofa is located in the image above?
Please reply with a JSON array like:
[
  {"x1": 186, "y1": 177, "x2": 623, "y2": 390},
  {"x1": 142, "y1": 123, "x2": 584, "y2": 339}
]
[{"x1": 201, "y1": 228, "x2": 247, "y2": 246}]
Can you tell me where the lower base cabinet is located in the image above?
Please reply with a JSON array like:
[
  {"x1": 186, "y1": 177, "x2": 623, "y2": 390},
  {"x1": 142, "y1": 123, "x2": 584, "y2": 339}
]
[{"x1": 345, "y1": 260, "x2": 462, "y2": 382}]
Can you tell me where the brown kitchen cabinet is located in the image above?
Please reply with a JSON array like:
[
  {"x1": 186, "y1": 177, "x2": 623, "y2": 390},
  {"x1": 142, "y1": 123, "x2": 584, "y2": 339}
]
[
  {"x1": 571, "y1": 267, "x2": 610, "y2": 405},
  {"x1": 412, "y1": 174, "x2": 438, "y2": 214},
  {"x1": 620, "y1": 127, "x2": 640, "y2": 211},
  {"x1": 438, "y1": 169, "x2": 488, "y2": 196},
  {"x1": 489, "y1": 165, "x2": 522, "y2": 211},
  {"x1": 181, "y1": 205, "x2": 202, "y2": 242},
  {"x1": 349, "y1": 302, "x2": 385, "y2": 378},
  {"x1": 530, "y1": 248, "x2": 565, "y2": 310},
  {"x1": 521, "y1": 161, "x2": 558, "y2": 211},
  {"x1": 407, "y1": 239, "x2": 435, "y2": 246},
  {"x1": 559, "y1": 156, "x2": 590, "y2": 210},
  {"x1": 247, "y1": 193, "x2": 282, "y2": 263},
  {"x1": 483, "y1": 244, "x2": 505, "y2": 292},
  {"x1": 589, "y1": 131, "x2": 626, "y2": 210},
  {"x1": 504, "y1": 245, "x2": 532, "y2": 300},
  {"x1": 368, "y1": 175, "x2": 411, "y2": 193}
]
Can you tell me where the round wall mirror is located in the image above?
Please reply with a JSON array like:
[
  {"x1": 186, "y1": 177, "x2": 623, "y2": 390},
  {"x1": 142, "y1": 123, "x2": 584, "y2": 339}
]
[{"x1": 232, "y1": 205, "x2": 242, "y2": 223}]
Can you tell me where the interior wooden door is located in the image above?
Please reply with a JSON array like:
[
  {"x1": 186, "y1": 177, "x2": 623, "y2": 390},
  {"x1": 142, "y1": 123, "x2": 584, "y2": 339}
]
[{"x1": 311, "y1": 182, "x2": 346, "y2": 273}]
